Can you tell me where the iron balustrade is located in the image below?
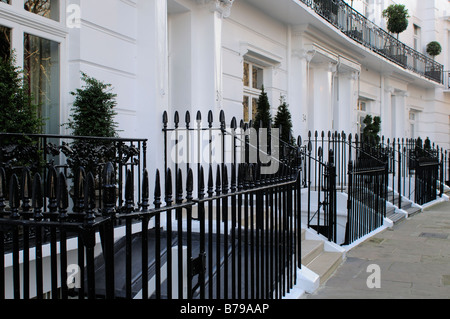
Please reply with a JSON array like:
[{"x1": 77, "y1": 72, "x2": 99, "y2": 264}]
[
  {"x1": 298, "y1": 0, "x2": 444, "y2": 84},
  {"x1": 0, "y1": 133, "x2": 148, "y2": 216},
  {"x1": 0, "y1": 110, "x2": 448, "y2": 298},
  {"x1": 0, "y1": 159, "x2": 302, "y2": 299}
]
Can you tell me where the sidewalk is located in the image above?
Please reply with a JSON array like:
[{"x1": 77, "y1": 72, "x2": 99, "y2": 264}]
[{"x1": 306, "y1": 200, "x2": 450, "y2": 299}]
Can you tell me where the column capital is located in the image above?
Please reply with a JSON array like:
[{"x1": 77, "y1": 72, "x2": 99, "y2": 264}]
[
  {"x1": 196, "y1": 0, "x2": 234, "y2": 18},
  {"x1": 292, "y1": 49, "x2": 316, "y2": 62}
]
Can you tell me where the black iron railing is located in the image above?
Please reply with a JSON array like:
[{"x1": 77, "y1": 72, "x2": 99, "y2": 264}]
[
  {"x1": 0, "y1": 163, "x2": 302, "y2": 299},
  {"x1": 298, "y1": 0, "x2": 444, "y2": 84},
  {"x1": 0, "y1": 133, "x2": 148, "y2": 216},
  {"x1": 1, "y1": 112, "x2": 448, "y2": 298}
]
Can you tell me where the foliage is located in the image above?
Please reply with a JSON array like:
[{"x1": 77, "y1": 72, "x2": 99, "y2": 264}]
[
  {"x1": 65, "y1": 72, "x2": 118, "y2": 138},
  {"x1": 0, "y1": 52, "x2": 44, "y2": 136},
  {"x1": 273, "y1": 97, "x2": 295, "y2": 145},
  {"x1": 426, "y1": 41, "x2": 442, "y2": 58},
  {"x1": 253, "y1": 85, "x2": 272, "y2": 131},
  {"x1": 362, "y1": 115, "x2": 381, "y2": 145},
  {"x1": 382, "y1": 4, "x2": 410, "y2": 39},
  {"x1": 415, "y1": 137, "x2": 433, "y2": 158},
  {"x1": 63, "y1": 73, "x2": 119, "y2": 175}
]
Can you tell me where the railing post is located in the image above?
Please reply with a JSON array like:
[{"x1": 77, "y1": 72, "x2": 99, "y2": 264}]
[
  {"x1": 440, "y1": 151, "x2": 444, "y2": 197},
  {"x1": 398, "y1": 142, "x2": 402, "y2": 210}
]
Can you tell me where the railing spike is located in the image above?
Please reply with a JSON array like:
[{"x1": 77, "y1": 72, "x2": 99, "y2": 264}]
[
  {"x1": 231, "y1": 117, "x2": 237, "y2": 130},
  {"x1": 46, "y1": 166, "x2": 58, "y2": 214},
  {"x1": 198, "y1": 166, "x2": 205, "y2": 200},
  {"x1": 141, "y1": 168, "x2": 150, "y2": 212},
  {"x1": 208, "y1": 111, "x2": 214, "y2": 127},
  {"x1": 222, "y1": 165, "x2": 229, "y2": 194},
  {"x1": 220, "y1": 110, "x2": 226, "y2": 125},
  {"x1": 207, "y1": 165, "x2": 214, "y2": 198},
  {"x1": 125, "y1": 169, "x2": 135, "y2": 213},
  {"x1": 154, "y1": 169, "x2": 162, "y2": 209},
  {"x1": 230, "y1": 163, "x2": 237, "y2": 192},
  {"x1": 163, "y1": 111, "x2": 168, "y2": 126},
  {"x1": 57, "y1": 172, "x2": 69, "y2": 221},
  {"x1": 21, "y1": 168, "x2": 32, "y2": 214},
  {"x1": 73, "y1": 167, "x2": 86, "y2": 214},
  {"x1": 102, "y1": 162, "x2": 116, "y2": 216},
  {"x1": 186, "y1": 169, "x2": 194, "y2": 202},
  {"x1": 196, "y1": 110, "x2": 202, "y2": 123},
  {"x1": 32, "y1": 173, "x2": 43, "y2": 221},
  {"x1": 237, "y1": 163, "x2": 245, "y2": 191},
  {"x1": 186, "y1": 110, "x2": 191, "y2": 124},
  {"x1": 176, "y1": 169, "x2": 183, "y2": 204},
  {"x1": 174, "y1": 111, "x2": 180, "y2": 127},
  {"x1": 215, "y1": 165, "x2": 221, "y2": 196},
  {"x1": 9, "y1": 174, "x2": 20, "y2": 219},
  {"x1": 84, "y1": 172, "x2": 96, "y2": 223},
  {"x1": 165, "y1": 168, "x2": 173, "y2": 205}
]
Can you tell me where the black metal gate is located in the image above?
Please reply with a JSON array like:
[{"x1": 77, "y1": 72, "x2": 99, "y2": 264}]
[
  {"x1": 344, "y1": 159, "x2": 388, "y2": 245},
  {"x1": 307, "y1": 148, "x2": 337, "y2": 243},
  {"x1": 415, "y1": 158, "x2": 439, "y2": 205}
]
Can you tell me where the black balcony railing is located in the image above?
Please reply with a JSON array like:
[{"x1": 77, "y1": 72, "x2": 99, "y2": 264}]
[{"x1": 298, "y1": 0, "x2": 444, "y2": 84}]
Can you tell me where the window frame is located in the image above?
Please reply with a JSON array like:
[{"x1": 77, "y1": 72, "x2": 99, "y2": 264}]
[
  {"x1": 0, "y1": 0, "x2": 67, "y2": 134},
  {"x1": 243, "y1": 60, "x2": 264, "y2": 123}
]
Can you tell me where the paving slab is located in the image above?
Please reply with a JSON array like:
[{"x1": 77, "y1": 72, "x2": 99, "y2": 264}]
[{"x1": 306, "y1": 200, "x2": 450, "y2": 299}]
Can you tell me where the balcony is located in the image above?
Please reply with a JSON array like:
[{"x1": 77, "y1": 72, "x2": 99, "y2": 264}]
[
  {"x1": 298, "y1": 0, "x2": 444, "y2": 84},
  {"x1": 445, "y1": 71, "x2": 450, "y2": 92}
]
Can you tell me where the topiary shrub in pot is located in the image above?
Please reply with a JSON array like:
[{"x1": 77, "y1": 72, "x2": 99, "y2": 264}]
[
  {"x1": 425, "y1": 41, "x2": 442, "y2": 81},
  {"x1": 63, "y1": 72, "x2": 119, "y2": 177}
]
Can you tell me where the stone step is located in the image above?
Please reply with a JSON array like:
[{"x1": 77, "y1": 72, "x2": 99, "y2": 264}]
[
  {"x1": 301, "y1": 240, "x2": 324, "y2": 266},
  {"x1": 404, "y1": 205, "x2": 422, "y2": 217},
  {"x1": 301, "y1": 229, "x2": 344, "y2": 288},
  {"x1": 306, "y1": 252, "x2": 343, "y2": 285},
  {"x1": 386, "y1": 211, "x2": 406, "y2": 224}
]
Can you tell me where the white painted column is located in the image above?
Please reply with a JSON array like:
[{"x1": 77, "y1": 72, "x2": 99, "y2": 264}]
[
  {"x1": 382, "y1": 87, "x2": 394, "y2": 139},
  {"x1": 137, "y1": 0, "x2": 168, "y2": 174},
  {"x1": 289, "y1": 48, "x2": 314, "y2": 139},
  {"x1": 334, "y1": 70, "x2": 358, "y2": 135},
  {"x1": 191, "y1": 0, "x2": 233, "y2": 117},
  {"x1": 391, "y1": 91, "x2": 408, "y2": 139},
  {"x1": 308, "y1": 62, "x2": 336, "y2": 134}
]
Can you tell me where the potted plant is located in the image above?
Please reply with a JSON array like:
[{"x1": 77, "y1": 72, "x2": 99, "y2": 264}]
[
  {"x1": 63, "y1": 72, "x2": 119, "y2": 176},
  {"x1": 382, "y1": 4, "x2": 410, "y2": 40},
  {"x1": 382, "y1": 4, "x2": 410, "y2": 66},
  {"x1": 274, "y1": 96, "x2": 295, "y2": 146},
  {"x1": 253, "y1": 85, "x2": 272, "y2": 131},
  {"x1": 360, "y1": 115, "x2": 383, "y2": 160},
  {"x1": 425, "y1": 41, "x2": 442, "y2": 81}
]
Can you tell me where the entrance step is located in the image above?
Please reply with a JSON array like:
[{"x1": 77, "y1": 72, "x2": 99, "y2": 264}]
[{"x1": 301, "y1": 229, "x2": 344, "y2": 286}]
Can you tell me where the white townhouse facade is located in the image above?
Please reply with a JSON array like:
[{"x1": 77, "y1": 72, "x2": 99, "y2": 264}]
[{"x1": 0, "y1": 0, "x2": 449, "y2": 173}]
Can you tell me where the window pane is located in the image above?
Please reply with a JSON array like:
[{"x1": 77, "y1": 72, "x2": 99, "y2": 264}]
[
  {"x1": 0, "y1": 26, "x2": 11, "y2": 61},
  {"x1": 24, "y1": 0, "x2": 59, "y2": 21},
  {"x1": 24, "y1": 34, "x2": 60, "y2": 134},
  {"x1": 243, "y1": 96, "x2": 249, "y2": 122},
  {"x1": 252, "y1": 66, "x2": 263, "y2": 90},
  {"x1": 243, "y1": 62, "x2": 250, "y2": 87},
  {"x1": 0, "y1": 0, "x2": 10, "y2": 4},
  {"x1": 252, "y1": 98, "x2": 258, "y2": 121}
]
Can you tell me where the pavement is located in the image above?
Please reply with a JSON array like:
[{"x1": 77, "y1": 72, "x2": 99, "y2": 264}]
[{"x1": 306, "y1": 199, "x2": 450, "y2": 299}]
